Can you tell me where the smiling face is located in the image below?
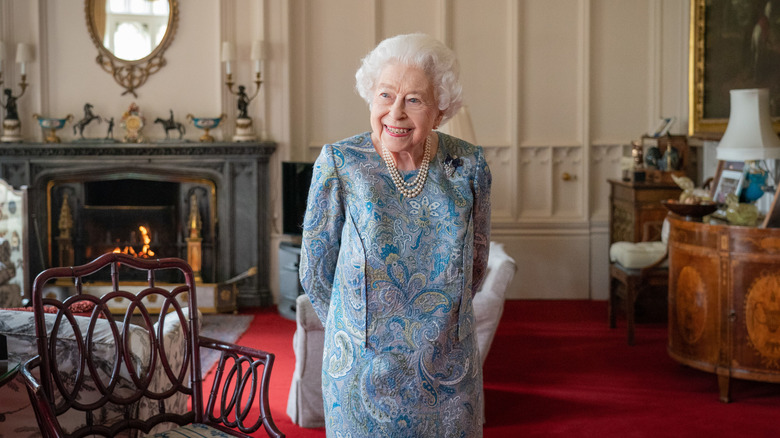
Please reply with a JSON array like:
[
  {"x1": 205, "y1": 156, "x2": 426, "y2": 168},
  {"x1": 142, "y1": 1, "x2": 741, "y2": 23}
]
[{"x1": 370, "y1": 62, "x2": 443, "y2": 158}]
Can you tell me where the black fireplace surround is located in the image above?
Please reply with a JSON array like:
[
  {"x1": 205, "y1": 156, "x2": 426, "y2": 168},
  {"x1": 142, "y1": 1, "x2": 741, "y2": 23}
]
[{"x1": 0, "y1": 141, "x2": 276, "y2": 308}]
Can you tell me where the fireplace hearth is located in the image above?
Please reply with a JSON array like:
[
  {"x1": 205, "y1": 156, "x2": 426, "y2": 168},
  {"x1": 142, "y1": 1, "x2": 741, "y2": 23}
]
[{"x1": 0, "y1": 141, "x2": 276, "y2": 308}]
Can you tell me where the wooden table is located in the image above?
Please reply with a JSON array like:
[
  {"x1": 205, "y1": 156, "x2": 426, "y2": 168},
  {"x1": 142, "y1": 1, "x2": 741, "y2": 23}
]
[{"x1": 667, "y1": 215, "x2": 780, "y2": 402}]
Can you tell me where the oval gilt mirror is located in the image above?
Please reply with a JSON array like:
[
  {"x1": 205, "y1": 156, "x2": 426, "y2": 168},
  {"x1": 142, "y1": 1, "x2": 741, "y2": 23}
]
[{"x1": 85, "y1": 0, "x2": 179, "y2": 97}]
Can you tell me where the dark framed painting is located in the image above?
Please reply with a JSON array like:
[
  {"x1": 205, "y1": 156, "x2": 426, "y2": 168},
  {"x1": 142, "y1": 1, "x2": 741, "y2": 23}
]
[{"x1": 689, "y1": 0, "x2": 780, "y2": 137}]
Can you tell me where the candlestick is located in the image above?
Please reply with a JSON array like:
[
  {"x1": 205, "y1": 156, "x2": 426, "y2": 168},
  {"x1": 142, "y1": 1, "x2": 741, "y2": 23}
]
[{"x1": 222, "y1": 40, "x2": 264, "y2": 141}]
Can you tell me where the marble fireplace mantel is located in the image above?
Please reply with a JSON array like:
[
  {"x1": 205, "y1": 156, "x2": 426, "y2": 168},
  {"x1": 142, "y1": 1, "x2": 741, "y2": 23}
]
[{"x1": 0, "y1": 140, "x2": 277, "y2": 309}]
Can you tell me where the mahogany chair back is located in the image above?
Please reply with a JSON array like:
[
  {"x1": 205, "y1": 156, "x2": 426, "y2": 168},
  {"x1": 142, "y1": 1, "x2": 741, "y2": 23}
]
[{"x1": 20, "y1": 252, "x2": 284, "y2": 437}]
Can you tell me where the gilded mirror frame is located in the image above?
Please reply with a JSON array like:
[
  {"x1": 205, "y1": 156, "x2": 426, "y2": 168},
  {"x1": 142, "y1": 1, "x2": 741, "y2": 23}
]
[{"x1": 84, "y1": 0, "x2": 179, "y2": 97}]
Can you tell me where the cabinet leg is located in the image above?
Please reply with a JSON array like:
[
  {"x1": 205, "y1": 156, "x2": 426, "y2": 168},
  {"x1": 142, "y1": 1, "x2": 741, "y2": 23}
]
[
  {"x1": 626, "y1": 280, "x2": 637, "y2": 346},
  {"x1": 718, "y1": 374, "x2": 731, "y2": 403},
  {"x1": 608, "y1": 277, "x2": 617, "y2": 329}
]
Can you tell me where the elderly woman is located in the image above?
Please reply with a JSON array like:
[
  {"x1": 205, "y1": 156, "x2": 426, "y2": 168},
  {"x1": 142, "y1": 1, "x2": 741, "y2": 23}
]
[{"x1": 299, "y1": 33, "x2": 491, "y2": 437}]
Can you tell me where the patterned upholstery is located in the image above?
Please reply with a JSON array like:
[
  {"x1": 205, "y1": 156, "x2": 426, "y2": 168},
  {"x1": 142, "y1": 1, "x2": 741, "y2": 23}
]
[{"x1": 0, "y1": 308, "x2": 193, "y2": 438}]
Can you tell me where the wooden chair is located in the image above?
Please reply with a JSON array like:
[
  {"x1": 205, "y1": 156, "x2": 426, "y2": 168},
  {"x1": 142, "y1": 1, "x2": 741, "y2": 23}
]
[
  {"x1": 20, "y1": 252, "x2": 285, "y2": 437},
  {"x1": 608, "y1": 220, "x2": 669, "y2": 345}
]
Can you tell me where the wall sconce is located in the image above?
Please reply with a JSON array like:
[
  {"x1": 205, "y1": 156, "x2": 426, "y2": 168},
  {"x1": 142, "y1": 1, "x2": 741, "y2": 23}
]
[
  {"x1": 222, "y1": 40, "x2": 265, "y2": 141},
  {"x1": 1, "y1": 42, "x2": 34, "y2": 143}
]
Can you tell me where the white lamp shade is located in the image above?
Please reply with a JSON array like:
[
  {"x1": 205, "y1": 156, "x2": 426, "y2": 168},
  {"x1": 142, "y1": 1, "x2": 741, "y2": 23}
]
[
  {"x1": 221, "y1": 42, "x2": 236, "y2": 62},
  {"x1": 15, "y1": 43, "x2": 33, "y2": 63},
  {"x1": 717, "y1": 88, "x2": 780, "y2": 161},
  {"x1": 440, "y1": 105, "x2": 477, "y2": 144},
  {"x1": 251, "y1": 40, "x2": 266, "y2": 61}
]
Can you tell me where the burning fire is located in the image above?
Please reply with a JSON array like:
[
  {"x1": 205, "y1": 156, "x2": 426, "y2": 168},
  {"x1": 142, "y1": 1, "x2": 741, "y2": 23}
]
[{"x1": 113, "y1": 226, "x2": 156, "y2": 258}]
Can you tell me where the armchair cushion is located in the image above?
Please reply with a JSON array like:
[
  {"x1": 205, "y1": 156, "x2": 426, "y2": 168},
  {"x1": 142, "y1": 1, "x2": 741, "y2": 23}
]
[
  {"x1": 473, "y1": 241, "x2": 517, "y2": 366},
  {"x1": 609, "y1": 241, "x2": 668, "y2": 269},
  {"x1": 286, "y1": 294, "x2": 325, "y2": 428}
]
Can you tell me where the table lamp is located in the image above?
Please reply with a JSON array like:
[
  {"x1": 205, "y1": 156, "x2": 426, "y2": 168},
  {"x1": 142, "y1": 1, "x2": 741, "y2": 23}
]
[
  {"x1": 717, "y1": 88, "x2": 780, "y2": 202},
  {"x1": 717, "y1": 89, "x2": 780, "y2": 160}
]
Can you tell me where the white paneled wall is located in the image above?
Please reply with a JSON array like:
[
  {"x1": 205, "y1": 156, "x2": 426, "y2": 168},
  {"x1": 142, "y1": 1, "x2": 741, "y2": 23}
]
[
  {"x1": 282, "y1": 0, "x2": 689, "y2": 301},
  {"x1": 1, "y1": 0, "x2": 691, "y2": 302}
]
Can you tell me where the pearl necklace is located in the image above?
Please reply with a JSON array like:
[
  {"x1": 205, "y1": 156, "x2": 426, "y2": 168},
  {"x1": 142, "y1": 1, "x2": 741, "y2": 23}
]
[{"x1": 381, "y1": 135, "x2": 431, "y2": 198}]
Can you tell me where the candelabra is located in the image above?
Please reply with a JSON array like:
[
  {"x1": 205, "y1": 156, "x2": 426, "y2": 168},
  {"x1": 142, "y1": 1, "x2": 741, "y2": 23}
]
[
  {"x1": 222, "y1": 40, "x2": 265, "y2": 141},
  {"x1": 0, "y1": 42, "x2": 33, "y2": 143},
  {"x1": 187, "y1": 192, "x2": 203, "y2": 283}
]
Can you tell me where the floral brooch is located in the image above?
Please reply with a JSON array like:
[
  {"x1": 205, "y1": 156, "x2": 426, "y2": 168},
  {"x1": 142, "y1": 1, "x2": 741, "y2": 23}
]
[{"x1": 443, "y1": 154, "x2": 463, "y2": 178}]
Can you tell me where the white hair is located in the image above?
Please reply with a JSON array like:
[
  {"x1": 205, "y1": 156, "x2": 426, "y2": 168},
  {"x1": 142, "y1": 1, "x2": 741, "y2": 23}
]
[{"x1": 355, "y1": 33, "x2": 463, "y2": 123}]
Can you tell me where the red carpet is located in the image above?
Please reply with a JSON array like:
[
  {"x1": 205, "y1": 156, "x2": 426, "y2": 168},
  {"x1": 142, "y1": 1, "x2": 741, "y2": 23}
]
[{"x1": 214, "y1": 301, "x2": 780, "y2": 437}]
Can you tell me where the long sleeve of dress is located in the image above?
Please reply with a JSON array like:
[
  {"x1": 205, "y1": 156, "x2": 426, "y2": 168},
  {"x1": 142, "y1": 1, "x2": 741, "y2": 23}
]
[
  {"x1": 471, "y1": 146, "x2": 492, "y2": 292},
  {"x1": 299, "y1": 145, "x2": 345, "y2": 326}
]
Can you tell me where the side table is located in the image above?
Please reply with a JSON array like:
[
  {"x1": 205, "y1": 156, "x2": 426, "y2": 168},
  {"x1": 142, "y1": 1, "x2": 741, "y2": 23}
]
[
  {"x1": 667, "y1": 214, "x2": 780, "y2": 402},
  {"x1": 608, "y1": 179, "x2": 682, "y2": 244}
]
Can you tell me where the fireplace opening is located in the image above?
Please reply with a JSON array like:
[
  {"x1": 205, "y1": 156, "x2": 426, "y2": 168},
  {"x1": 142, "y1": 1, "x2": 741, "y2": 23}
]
[
  {"x1": 49, "y1": 175, "x2": 217, "y2": 284},
  {"x1": 82, "y1": 179, "x2": 178, "y2": 261}
]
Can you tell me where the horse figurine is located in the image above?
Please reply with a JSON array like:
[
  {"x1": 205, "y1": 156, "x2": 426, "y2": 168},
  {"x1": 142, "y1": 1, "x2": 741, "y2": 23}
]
[
  {"x1": 73, "y1": 103, "x2": 101, "y2": 139},
  {"x1": 154, "y1": 110, "x2": 186, "y2": 139}
]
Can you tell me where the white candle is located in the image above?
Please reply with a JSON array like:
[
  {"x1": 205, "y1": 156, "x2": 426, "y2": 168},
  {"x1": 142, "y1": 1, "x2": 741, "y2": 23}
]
[
  {"x1": 0, "y1": 41, "x2": 5, "y2": 72},
  {"x1": 221, "y1": 41, "x2": 236, "y2": 75},
  {"x1": 251, "y1": 40, "x2": 265, "y2": 73}
]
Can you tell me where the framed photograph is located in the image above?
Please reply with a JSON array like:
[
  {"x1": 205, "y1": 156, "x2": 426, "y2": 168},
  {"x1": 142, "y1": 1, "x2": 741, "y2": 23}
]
[
  {"x1": 711, "y1": 161, "x2": 746, "y2": 204},
  {"x1": 689, "y1": 0, "x2": 780, "y2": 137},
  {"x1": 762, "y1": 184, "x2": 780, "y2": 228},
  {"x1": 647, "y1": 117, "x2": 676, "y2": 138}
]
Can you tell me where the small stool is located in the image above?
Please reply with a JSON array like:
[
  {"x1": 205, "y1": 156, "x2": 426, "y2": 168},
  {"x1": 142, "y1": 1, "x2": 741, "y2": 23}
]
[{"x1": 608, "y1": 240, "x2": 668, "y2": 345}]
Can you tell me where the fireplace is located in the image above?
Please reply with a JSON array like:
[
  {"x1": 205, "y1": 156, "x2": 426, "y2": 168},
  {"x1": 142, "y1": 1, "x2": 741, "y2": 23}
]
[
  {"x1": 0, "y1": 141, "x2": 276, "y2": 308},
  {"x1": 49, "y1": 176, "x2": 216, "y2": 283}
]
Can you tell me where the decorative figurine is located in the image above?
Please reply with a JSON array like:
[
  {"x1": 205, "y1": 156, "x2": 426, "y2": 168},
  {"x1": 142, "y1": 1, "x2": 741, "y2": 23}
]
[
  {"x1": 105, "y1": 117, "x2": 115, "y2": 140},
  {"x1": 631, "y1": 140, "x2": 644, "y2": 169},
  {"x1": 1, "y1": 87, "x2": 27, "y2": 143},
  {"x1": 121, "y1": 102, "x2": 145, "y2": 143},
  {"x1": 33, "y1": 113, "x2": 73, "y2": 143},
  {"x1": 187, "y1": 113, "x2": 226, "y2": 142},
  {"x1": 224, "y1": 78, "x2": 262, "y2": 141},
  {"x1": 154, "y1": 109, "x2": 186, "y2": 140},
  {"x1": 73, "y1": 103, "x2": 102, "y2": 140},
  {"x1": 228, "y1": 83, "x2": 260, "y2": 141},
  {"x1": 644, "y1": 146, "x2": 661, "y2": 169},
  {"x1": 630, "y1": 140, "x2": 646, "y2": 183},
  {"x1": 2, "y1": 89, "x2": 19, "y2": 120},
  {"x1": 660, "y1": 146, "x2": 680, "y2": 171}
]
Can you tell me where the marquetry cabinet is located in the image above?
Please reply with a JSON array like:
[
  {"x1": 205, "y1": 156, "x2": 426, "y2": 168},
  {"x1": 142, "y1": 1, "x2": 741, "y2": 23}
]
[
  {"x1": 667, "y1": 215, "x2": 780, "y2": 402},
  {"x1": 608, "y1": 179, "x2": 682, "y2": 244}
]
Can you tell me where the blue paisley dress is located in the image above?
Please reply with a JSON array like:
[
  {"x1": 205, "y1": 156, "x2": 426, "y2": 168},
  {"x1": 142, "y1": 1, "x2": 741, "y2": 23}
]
[{"x1": 299, "y1": 131, "x2": 491, "y2": 437}]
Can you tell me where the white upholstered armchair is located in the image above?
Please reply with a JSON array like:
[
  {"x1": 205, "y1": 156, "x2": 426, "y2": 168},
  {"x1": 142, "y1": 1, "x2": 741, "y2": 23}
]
[{"x1": 286, "y1": 241, "x2": 518, "y2": 427}]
